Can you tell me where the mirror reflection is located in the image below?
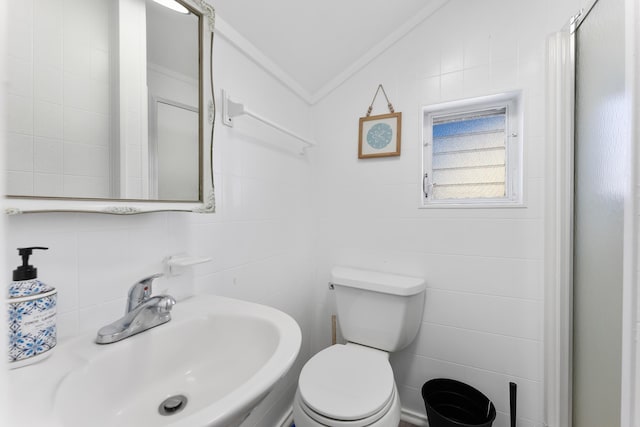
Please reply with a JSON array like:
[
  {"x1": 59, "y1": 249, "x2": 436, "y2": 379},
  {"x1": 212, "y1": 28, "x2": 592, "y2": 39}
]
[{"x1": 6, "y1": 0, "x2": 201, "y2": 202}]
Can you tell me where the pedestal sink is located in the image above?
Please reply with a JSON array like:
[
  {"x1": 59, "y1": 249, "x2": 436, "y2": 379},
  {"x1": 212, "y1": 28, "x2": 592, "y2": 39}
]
[{"x1": 8, "y1": 295, "x2": 302, "y2": 427}]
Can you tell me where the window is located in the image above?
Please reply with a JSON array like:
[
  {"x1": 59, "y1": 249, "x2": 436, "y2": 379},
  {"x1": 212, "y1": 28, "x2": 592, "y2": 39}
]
[{"x1": 422, "y1": 92, "x2": 522, "y2": 207}]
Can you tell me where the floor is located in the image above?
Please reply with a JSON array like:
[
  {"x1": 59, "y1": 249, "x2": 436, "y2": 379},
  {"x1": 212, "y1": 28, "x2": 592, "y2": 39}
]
[{"x1": 293, "y1": 420, "x2": 418, "y2": 427}]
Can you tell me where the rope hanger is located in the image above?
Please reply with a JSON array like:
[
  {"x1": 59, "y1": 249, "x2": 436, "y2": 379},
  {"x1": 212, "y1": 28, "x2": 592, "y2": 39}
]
[{"x1": 365, "y1": 84, "x2": 395, "y2": 117}]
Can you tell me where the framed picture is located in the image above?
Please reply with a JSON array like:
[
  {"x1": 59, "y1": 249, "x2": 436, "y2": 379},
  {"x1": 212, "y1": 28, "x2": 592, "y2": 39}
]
[{"x1": 358, "y1": 112, "x2": 402, "y2": 158}]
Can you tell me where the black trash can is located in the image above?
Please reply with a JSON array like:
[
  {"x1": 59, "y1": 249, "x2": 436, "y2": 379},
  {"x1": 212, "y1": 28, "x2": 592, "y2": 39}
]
[{"x1": 422, "y1": 378, "x2": 496, "y2": 427}]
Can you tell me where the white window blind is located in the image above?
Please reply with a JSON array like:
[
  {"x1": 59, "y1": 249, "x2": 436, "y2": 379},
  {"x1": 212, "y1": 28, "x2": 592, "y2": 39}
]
[{"x1": 431, "y1": 108, "x2": 507, "y2": 200}]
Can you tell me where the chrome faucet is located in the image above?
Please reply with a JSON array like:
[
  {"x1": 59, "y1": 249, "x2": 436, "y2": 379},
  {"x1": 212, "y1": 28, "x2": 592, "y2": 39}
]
[{"x1": 96, "y1": 273, "x2": 176, "y2": 344}]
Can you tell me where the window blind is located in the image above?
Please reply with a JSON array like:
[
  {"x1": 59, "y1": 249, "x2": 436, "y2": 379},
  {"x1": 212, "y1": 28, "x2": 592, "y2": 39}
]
[{"x1": 431, "y1": 108, "x2": 507, "y2": 199}]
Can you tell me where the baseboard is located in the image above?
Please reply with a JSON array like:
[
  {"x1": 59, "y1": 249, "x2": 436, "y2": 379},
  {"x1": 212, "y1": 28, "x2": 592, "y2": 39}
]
[
  {"x1": 277, "y1": 405, "x2": 293, "y2": 427},
  {"x1": 401, "y1": 407, "x2": 429, "y2": 426},
  {"x1": 280, "y1": 405, "x2": 427, "y2": 427}
]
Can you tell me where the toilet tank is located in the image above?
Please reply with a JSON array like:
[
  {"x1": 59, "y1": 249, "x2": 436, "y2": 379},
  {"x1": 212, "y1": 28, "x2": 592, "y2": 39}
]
[{"x1": 331, "y1": 266, "x2": 426, "y2": 352}]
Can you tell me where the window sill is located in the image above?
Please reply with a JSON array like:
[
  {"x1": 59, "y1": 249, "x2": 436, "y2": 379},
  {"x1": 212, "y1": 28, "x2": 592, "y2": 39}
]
[{"x1": 419, "y1": 200, "x2": 526, "y2": 209}]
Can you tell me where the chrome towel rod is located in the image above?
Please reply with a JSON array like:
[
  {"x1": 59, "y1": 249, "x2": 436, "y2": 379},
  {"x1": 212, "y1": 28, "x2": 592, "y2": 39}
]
[{"x1": 221, "y1": 89, "x2": 316, "y2": 154}]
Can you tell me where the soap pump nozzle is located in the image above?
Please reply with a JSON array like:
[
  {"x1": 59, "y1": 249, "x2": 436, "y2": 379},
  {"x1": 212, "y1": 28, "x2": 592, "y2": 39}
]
[{"x1": 13, "y1": 247, "x2": 48, "y2": 281}]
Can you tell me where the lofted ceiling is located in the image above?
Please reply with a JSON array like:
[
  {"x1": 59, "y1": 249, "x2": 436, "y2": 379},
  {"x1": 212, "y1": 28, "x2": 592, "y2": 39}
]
[{"x1": 213, "y1": 0, "x2": 450, "y2": 103}]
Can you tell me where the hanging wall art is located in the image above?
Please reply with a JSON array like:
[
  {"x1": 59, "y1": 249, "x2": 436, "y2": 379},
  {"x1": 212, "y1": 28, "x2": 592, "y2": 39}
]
[{"x1": 358, "y1": 84, "x2": 402, "y2": 159}]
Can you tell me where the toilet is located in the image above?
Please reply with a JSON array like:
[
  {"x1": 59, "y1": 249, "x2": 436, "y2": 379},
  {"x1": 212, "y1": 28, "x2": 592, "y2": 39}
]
[{"x1": 293, "y1": 266, "x2": 426, "y2": 427}]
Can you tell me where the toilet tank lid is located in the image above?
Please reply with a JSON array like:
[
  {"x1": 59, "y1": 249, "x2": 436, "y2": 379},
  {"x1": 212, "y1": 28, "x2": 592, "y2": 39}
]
[{"x1": 331, "y1": 266, "x2": 425, "y2": 296}]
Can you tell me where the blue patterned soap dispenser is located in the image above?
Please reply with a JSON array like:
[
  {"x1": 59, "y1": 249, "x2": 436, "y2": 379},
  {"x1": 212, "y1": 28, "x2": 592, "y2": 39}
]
[{"x1": 8, "y1": 247, "x2": 57, "y2": 369}]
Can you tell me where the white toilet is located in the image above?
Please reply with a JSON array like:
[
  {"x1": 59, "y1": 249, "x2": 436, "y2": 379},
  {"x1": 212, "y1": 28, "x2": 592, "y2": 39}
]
[{"x1": 293, "y1": 266, "x2": 426, "y2": 427}]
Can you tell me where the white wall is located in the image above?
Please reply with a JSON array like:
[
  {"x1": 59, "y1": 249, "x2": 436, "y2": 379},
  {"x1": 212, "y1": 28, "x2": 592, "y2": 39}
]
[
  {"x1": 0, "y1": 0, "x2": 9, "y2": 415},
  {"x1": 6, "y1": 1, "x2": 639, "y2": 427},
  {"x1": 147, "y1": 64, "x2": 198, "y2": 106},
  {"x1": 6, "y1": 0, "x2": 113, "y2": 198},
  {"x1": 187, "y1": 33, "x2": 315, "y2": 426},
  {"x1": 3, "y1": 31, "x2": 314, "y2": 427},
  {"x1": 147, "y1": 64, "x2": 199, "y2": 200},
  {"x1": 118, "y1": 0, "x2": 150, "y2": 199},
  {"x1": 310, "y1": 1, "x2": 586, "y2": 426}
]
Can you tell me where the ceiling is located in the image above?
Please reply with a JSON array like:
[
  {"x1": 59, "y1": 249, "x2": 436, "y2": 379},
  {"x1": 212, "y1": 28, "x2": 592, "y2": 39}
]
[
  {"x1": 148, "y1": 0, "x2": 199, "y2": 80},
  {"x1": 213, "y1": 0, "x2": 449, "y2": 103}
]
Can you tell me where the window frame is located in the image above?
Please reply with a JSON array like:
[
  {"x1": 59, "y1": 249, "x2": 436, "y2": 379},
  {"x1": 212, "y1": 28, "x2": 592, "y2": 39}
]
[{"x1": 420, "y1": 92, "x2": 524, "y2": 208}]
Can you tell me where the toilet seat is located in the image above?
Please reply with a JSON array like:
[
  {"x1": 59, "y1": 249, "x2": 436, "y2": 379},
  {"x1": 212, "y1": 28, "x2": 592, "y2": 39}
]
[
  {"x1": 295, "y1": 385, "x2": 397, "y2": 427},
  {"x1": 297, "y1": 344, "x2": 395, "y2": 423}
]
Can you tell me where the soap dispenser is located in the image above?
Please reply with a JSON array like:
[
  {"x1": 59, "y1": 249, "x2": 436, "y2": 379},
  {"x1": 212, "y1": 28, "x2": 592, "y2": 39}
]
[{"x1": 8, "y1": 247, "x2": 57, "y2": 369}]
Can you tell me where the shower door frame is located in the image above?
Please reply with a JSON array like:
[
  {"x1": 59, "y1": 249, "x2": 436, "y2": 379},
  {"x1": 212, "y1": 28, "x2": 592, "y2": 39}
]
[{"x1": 544, "y1": 0, "x2": 638, "y2": 426}]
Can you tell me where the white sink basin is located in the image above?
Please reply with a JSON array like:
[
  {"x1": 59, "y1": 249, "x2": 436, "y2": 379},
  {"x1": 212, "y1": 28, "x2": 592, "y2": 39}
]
[{"x1": 8, "y1": 295, "x2": 302, "y2": 427}]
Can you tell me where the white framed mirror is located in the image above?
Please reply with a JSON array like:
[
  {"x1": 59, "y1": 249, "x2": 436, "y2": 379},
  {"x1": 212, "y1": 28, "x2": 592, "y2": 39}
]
[{"x1": 4, "y1": 0, "x2": 216, "y2": 214}]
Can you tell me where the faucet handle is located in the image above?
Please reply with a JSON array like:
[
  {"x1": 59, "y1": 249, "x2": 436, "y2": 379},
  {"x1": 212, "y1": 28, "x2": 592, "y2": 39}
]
[
  {"x1": 127, "y1": 273, "x2": 163, "y2": 313},
  {"x1": 157, "y1": 295, "x2": 177, "y2": 313}
]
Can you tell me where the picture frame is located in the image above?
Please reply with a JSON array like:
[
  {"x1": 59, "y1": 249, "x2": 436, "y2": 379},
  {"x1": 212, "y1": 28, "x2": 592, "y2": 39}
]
[{"x1": 358, "y1": 112, "x2": 402, "y2": 159}]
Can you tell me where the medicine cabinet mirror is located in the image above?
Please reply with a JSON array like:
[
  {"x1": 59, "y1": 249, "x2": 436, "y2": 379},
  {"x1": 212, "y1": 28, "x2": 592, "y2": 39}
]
[{"x1": 5, "y1": 0, "x2": 215, "y2": 214}]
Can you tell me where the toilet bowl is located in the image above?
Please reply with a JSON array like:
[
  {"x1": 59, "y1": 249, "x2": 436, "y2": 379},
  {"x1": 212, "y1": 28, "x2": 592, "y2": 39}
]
[
  {"x1": 293, "y1": 267, "x2": 426, "y2": 427},
  {"x1": 293, "y1": 343, "x2": 401, "y2": 427}
]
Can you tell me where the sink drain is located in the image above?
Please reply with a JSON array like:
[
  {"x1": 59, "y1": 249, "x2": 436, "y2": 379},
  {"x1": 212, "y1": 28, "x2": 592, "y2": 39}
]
[{"x1": 158, "y1": 395, "x2": 188, "y2": 416}]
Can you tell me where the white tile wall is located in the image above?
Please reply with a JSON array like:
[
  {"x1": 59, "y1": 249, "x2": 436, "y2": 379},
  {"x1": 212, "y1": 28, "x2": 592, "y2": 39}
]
[
  {"x1": 309, "y1": 0, "x2": 578, "y2": 425},
  {"x1": 62, "y1": 175, "x2": 110, "y2": 198},
  {"x1": 34, "y1": 137, "x2": 63, "y2": 174},
  {"x1": 33, "y1": 100, "x2": 63, "y2": 139},
  {"x1": 0, "y1": 0, "x2": 7, "y2": 412},
  {"x1": 63, "y1": 108, "x2": 109, "y2": 146},
  {"x1": 7, "y1": 133, "x2": 33, "y2": 172},
  {"x1": 34, "y1": 64, "x2": 63, "y2": 105},
  {"x1": 6, "y1": 0, "x2": 32, "y2": 61},
  {"x1": 6, "y1": 171, "x2": 33, "y2": 196},
  {"x1": 34, "y1": 173, "x2": 64, "y2": 197},
  {"x1": 4, "y1": 213, "x2": 185, "y2": 339},
  {"x1": 5, "y1": 1, "x2": 638, "y2": 427},
  {"x1": 6, "y1": 0, "x2": 112, "y2": 198},
  {"x1": 147, "y1": 65, "x2": 198, "y2": 108},
  {"x1": 3, "y1": 33, "x2": 315, "y2": 427},
  {"x1": 7, "y1": 95, "x2": 33, "y2": 135},
  {"x1": 8, "y1": 57, "x2": 33, "y2": 98}
]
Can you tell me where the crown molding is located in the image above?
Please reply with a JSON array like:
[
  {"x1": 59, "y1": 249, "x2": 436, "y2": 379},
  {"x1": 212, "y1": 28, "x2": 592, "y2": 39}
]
[
  {"x1": 215, "y1": 16, "x2": 314, "y2": 104},
  {"x1": 216, "y1": 0, "x2": 450, "y2": 105},
  {"x1": 309, "y1": 0, "x2": 450, "y2": 104}
]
